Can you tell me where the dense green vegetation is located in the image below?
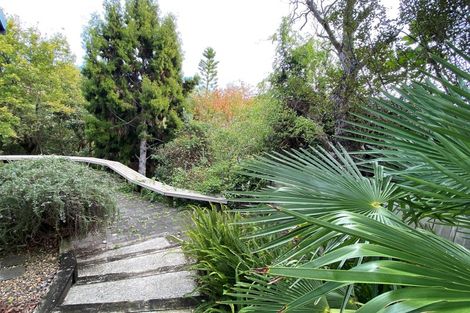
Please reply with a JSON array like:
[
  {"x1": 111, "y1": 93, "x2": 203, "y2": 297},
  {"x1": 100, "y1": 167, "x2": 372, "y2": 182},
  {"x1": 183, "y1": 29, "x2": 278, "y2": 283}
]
[
  {"x1": 232, "y1": 52, "x2": 470, "y2": 312},
  {"x1": 0, "y1": 0, "x2": 469, "y2": 311},
  {"x1": 182, "y1": 206, "x2": 290, "y2": 312},
  {"x1": 181, "y1": 50, "x2": 470, "y2": 313},
  {"x1": 153, "y1": 87, "x2": 322, "y2": 194},
  {"x1": 82, "y1": 0, "x2": 190, "y2": 176},
  {"x1": 0, "y1": 19, "x2": 86, "y2": 155},
  {"x1": 0, "y1": 159, "x2": 116, "y2": 250}
]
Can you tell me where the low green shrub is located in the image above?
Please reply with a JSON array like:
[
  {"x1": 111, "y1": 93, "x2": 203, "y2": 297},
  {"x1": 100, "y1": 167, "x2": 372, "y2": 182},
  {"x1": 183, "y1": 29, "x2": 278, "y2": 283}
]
[
  {"x1": 152, "y1": 94, "x2": 324, "y2": 195},
  {"x1": 152, "y1": 121, "x2": 211, "y2": 185},
  {"x1": 170, "y1": 160, "x2": 265, "y2": 195},
  {"x1": 264, "y1": 100, "x2": 325, "y2": 150},
  {"x1": 182, "y1": 206, "x2": 286, "y2": 312},
  {"x1": 0, "y1": 158, "x2": 116, "y2": 249}
]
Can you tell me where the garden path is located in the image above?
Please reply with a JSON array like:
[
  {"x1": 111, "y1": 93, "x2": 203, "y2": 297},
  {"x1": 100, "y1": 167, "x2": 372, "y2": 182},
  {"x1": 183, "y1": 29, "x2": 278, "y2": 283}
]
[{"x1": 53, "y1": 192, "x2": 198, "y2": 313}]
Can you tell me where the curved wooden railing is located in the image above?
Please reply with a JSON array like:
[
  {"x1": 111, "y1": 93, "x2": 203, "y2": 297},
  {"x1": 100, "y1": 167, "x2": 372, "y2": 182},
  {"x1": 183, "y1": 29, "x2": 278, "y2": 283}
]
[{"x1": 0, "y1": 155, "x2": 227, "y2": 204}]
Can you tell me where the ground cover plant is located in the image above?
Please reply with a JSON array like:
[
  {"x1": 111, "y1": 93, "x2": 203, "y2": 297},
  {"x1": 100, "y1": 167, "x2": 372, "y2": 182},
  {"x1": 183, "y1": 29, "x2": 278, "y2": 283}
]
[{"x1": 0, "y1": 158, "x2": 116, "y2": 250}]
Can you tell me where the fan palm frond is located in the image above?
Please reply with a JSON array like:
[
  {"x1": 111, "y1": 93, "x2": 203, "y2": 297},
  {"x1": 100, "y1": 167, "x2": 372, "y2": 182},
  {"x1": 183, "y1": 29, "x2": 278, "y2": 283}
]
[
  {"x1": 264, "y1": 210, "x2": 470, "y2": 312},
  {"x1": 345, "y1": 54, "x2": 470, "y2": 225}
]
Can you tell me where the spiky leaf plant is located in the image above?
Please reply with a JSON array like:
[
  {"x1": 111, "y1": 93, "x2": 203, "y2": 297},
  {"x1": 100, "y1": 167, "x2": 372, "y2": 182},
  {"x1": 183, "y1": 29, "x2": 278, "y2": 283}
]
[
  {"x1": 228, "y1": 51, "x2": 470, "y2": 312},
  {"x1": 346, "y1": 50, "x2": 470, "y2": 226}
]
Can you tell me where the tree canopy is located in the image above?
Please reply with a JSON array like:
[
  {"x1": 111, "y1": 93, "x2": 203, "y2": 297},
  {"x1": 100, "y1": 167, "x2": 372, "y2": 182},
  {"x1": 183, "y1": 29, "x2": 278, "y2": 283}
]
[
  {"x1": 270, "y1": 19, "x2": 338, "y2": 135},
  {"x1": 399, "y1": 0, "x2": 470, "y2": 77},
  {"x1": 0, "y1": 18, "x2": 85, "y2": 154},
  {"x1": 290, "y1": 0, "x2": 399, "y2": 141},
  {"x1": 82, "y1": 0, "x2": 187, "y2": 175}
]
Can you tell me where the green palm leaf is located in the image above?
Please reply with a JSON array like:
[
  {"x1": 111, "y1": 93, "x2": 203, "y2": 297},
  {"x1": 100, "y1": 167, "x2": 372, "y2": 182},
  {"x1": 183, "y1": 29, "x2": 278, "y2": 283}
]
[
  {"x1": 227, "y1": 51, "x2": 470, "y2": 312},
  {"x1": 226, "y1": 275, "x2": 332, "y2": 313},
  {"x1": 345, "y1": 54, "x2": 470, "y2": 225},
  {"x1": 233, "y1": 144, "x2": 402, "y2": 264},
  {"x1": 264, "y1": 209, "x2": 470, "y2": 312}
]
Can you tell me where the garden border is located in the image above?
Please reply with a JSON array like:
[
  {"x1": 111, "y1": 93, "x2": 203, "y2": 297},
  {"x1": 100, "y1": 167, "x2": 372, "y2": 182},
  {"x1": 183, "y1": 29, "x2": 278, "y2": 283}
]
[
  {"x1": 0, "y1": 155, "x2": 227, "y2": 204},
  {"x1": 34, "y1": 240, "x2": 77, "y2": 313}
]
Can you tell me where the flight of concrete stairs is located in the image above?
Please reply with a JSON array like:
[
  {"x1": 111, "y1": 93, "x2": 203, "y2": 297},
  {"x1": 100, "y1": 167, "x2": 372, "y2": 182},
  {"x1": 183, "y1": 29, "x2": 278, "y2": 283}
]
[{"x1": 53, "y1": 236, "x2": 198, "y2": 312}]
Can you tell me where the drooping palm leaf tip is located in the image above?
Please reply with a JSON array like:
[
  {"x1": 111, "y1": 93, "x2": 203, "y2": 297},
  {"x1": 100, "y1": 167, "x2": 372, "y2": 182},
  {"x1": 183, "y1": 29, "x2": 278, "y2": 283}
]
[{"x1": 228, "y1": 51, "x2": 470, "y2": 312}]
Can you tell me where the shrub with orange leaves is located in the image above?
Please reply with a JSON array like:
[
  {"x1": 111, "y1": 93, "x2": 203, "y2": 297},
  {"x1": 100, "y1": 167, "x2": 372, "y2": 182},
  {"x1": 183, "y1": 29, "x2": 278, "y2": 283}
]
[{"x1": 191, "y1": 84, "x2": 254, "y2": 125}]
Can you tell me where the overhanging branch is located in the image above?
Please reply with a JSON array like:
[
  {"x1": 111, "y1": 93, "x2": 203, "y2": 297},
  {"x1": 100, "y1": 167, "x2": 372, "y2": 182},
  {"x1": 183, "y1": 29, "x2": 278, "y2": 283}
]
[{"x1": 305, "y1": 0, "x2": 342, "y2": 52}]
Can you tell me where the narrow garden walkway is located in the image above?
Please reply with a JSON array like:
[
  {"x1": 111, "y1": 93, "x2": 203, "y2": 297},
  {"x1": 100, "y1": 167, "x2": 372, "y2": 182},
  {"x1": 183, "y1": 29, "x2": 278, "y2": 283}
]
[
  {"x1": 0, "y1": 155, "x2": 226, "y2": 204},
  {"x1": 53, "y1": 192, "x2": 198, "y2": 313}
]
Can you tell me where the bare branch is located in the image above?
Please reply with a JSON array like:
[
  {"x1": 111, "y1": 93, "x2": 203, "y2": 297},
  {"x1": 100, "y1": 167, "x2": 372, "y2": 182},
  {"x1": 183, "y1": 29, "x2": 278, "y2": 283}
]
[
  {"x1": 317, "y1": 33, "x2": 331, "y2": 40},
  {"x1": 300, "y1": 11, "x2": 310, "y2": 30},
  {"x1": 304, "y1": 0, "x2": 342, "y2": 52},
  {"x1": 324, "y1": 0, "x2": 341, "y2": 17}
]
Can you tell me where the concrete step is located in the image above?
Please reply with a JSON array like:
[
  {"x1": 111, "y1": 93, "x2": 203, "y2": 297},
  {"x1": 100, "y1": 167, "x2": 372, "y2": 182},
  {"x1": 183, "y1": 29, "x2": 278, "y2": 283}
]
[
  {"x1": 57, "y1": 235, "x2": 198, "y2": 312},
  {"x1": 60, "y1": 271, "x2": 197, "y2": 310},
  {"x1": 54, "y1": 311, "x2": 193, "y2": 313},
  {"x1": 76, "y1": 247, "x2": 189, "y2": 285},
  {"x1": 54, "y1": 299, "x2": 197, "y2": 312},
  {"x1": 78, "y1": 237, "x2": 177, "y2": 265}
]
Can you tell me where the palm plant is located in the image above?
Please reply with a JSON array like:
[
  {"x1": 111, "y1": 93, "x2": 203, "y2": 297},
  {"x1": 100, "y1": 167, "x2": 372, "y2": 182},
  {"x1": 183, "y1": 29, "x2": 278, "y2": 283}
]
[
  {"x1": 227, "y1": 51, "x2": 470, "y2": 312},
  {"x1": 346, "y1": 52, "x2": 470, "y2": 226}
]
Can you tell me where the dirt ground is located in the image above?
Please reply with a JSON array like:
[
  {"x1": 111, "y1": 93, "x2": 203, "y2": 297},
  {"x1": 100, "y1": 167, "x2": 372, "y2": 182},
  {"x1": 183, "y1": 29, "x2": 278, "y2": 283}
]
[{"x1": 0, "y1": 245, "x2": 58, "y2": 313}]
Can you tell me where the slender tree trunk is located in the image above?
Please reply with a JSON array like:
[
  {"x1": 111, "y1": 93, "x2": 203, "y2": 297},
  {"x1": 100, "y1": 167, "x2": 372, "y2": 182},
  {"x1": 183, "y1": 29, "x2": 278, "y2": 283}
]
[
  {"x1": 332, "y1": 78, "x2": 350, "y2": 139},
  {"x1": 305, "y1": 0, "x2": 361, "y2": 143},
  {"x1": 332, "y1": 50, "x2": 360, "y2": 141},
  {"x1": 138, "y1": 137, "x2": 147, "y2": 176}
]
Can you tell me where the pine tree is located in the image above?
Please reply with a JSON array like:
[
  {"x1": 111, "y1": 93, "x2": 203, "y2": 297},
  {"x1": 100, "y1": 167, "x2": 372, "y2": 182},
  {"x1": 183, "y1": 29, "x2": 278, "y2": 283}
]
[
  {"x1": 82, "y1": 0, "x2": 185, "y2": 176},
  {"x1": 198, "y1": 47, "x2": 219, "y2": 92}
]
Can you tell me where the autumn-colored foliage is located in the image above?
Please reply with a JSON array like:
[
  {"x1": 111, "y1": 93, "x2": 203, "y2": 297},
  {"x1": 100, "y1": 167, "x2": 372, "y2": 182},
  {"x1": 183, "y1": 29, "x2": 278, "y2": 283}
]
[{"x1": 192, "y1": 84, "x2": 254, "y2": 124}]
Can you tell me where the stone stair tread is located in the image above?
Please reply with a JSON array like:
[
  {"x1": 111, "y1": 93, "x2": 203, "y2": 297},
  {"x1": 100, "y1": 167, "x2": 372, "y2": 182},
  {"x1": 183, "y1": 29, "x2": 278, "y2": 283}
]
[
  {"x1": 141, "y1": 310, "x2": 194, "y2": 313},
  {"x1": 79, "y1": 247, "x2": 187, "y2": 277},
  {"x1": 63, "y1": 271, "x2": 196, "y2": 305},
  {"x1": 53, "y1": 305, "x2": 196, "y2": 313},
  {"x1": 79, "y1": 237, "x2": 174, "y2": 262},
  {"x1": 142, "y1": 310, "x2": 193, "y2": 313},
  {"x1": 53, "y1": 305, "x2": 195, "y2": 313},
  {"x1": 52, "y1": 310, "x2": 194, "y2": 313}
]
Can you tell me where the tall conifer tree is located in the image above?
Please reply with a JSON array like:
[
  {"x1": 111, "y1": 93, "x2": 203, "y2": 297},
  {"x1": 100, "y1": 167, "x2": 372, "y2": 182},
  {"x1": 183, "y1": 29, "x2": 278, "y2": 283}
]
[
  {"x1": 198, "y1": 47, "x2": 219, "y2": 92},
  {"x1": 82, "y1": 0, "x2": 185, "y2": 175}
]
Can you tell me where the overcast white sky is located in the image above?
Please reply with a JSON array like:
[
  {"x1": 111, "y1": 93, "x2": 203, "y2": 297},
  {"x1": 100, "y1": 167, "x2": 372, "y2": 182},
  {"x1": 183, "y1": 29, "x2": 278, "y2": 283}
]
[{"x1": 0, "y1": 0, "x2": 398, "y2": 87}]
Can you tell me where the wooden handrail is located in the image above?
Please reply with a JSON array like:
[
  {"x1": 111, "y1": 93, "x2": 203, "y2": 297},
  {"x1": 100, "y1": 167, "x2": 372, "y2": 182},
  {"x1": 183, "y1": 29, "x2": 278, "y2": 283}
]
[{"x1": 0, "y1": 155, "x2": 227, "y2": 204}]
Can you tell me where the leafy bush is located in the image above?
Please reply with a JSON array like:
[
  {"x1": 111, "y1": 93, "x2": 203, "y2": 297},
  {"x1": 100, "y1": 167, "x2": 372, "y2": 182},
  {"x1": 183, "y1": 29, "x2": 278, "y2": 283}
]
[
  {"x1": 265, "y1": 101, "x2": 325, "y2": 150},
  {"x1": 191, "y1": 84, "x2": 254, "y2": 124},
  {"x1": 0, "y1": 158, "x2": 116, "y2": 249},
  {"x1": 152, "y1": 121, "x2": 211, "y2": 182},
  {"x1": 182, "y1": 206, "x2": 286, "y2": 312},
  {"x1": 269, "y1": 19, "x2": 337, "y2": 135},
  {"x1": 153, "y1": 92, "x2": 324, "y2": 195}
]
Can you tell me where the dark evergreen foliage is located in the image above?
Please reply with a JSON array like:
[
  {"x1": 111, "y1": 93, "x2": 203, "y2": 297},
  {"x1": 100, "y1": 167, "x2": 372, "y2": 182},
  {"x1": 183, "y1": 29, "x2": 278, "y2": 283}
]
[{"x1": 82, "y1": 0, "x2": 188, "y2": 175}]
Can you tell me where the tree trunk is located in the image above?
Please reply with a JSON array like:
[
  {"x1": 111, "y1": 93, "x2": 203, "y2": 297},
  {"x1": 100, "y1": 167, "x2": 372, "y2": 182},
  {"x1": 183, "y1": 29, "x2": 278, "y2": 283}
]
[
  {"x1": 138, "y1": 137, "x2": 147, "y2": 176},
  {"x1": 332, "y1": 49, "x2": 360, "y2": 141},
  {"x1": 332, "y1": 77, "x2": 350, "y2": 139},
  {"x1": 304, "y1": 0, "x2": 361, "y2": 143}
]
